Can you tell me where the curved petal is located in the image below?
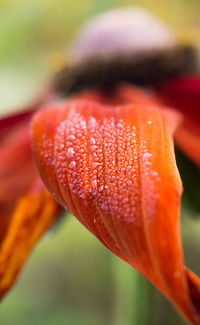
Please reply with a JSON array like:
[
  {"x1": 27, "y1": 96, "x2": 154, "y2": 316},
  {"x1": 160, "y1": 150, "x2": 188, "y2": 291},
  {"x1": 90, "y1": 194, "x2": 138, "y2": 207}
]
[
  {"x1": 0, "y1": 179, "x2": 60, "y2": 298},
  {"x1": 0, "y1": 114, "x2": 62, "y2": 298},
  {"x1": 155, "y1": 76, "x2": 200, "y2": 166},
  {"x1": 32, "y1": 87, "x2": 200, "y2": 324}
]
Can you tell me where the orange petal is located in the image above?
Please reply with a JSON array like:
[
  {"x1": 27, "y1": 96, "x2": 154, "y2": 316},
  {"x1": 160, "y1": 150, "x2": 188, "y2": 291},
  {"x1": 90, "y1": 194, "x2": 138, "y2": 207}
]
[
  {"x1": 32, "y1": 87, "x2": 200, "y2": 324},
  {"x1": 155, "y1": 76, "x2": 200, "y2": 166},
  {"x1": 0, "y1": 178, "x2": 60, "y2": 298}
]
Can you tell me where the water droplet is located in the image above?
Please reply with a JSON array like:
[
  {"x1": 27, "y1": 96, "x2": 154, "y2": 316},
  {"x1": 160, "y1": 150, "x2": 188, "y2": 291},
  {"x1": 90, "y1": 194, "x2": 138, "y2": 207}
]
[
  {"x1": 91, "y1": 180, "x2": 97, "y2": 190},
  {"x1": 67, "y1": 147, "x2": 75, "y2": 159},
  {"x1": 92, "y1": 162, "x2": 99, "y2": 170},
  {"x1": 90, "y1": 137, "x2": 96, "y2": 145},
  {"x1": 99, "y1": 185, "x2": 104, "y2": 192},
  {"x1": 69, "y1": 161, "x2": 76, "y2": 169},
  {"x1": 66, "y1": 141, "x2": 72, "y2": 147},
  {"x1": 67, "y1": 135, "x2": 76, "y2": 141},
  {"x1": 142, "y1": 152, "x2": 152, "y2": 162},
  {"x1": 91, "y1": 145, "x2": 97, "y2": 152},
  {"x1": 89, "y1": 117, "x2": 96, "y2": 125}
]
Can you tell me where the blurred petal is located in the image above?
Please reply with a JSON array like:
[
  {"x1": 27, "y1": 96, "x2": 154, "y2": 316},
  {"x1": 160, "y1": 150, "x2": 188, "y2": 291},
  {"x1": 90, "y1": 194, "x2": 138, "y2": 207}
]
[
  {"x1": 32, "y1": 87, "x2": 200, "y2": 324},
  {"x1": 73, "y1": 83, "x2": 160, "y2": 106},
  {"x1": 155, "y1": 76, "x2": 200, "y2": 166},
  {"x1": 175, "y1": 147, "x2": 200, "y2": 214},
  {"x1": 0, "y1": 112, "x2": 62, "y2": 298},
  {"x1": 0, "y1": 179, "x2": 60, "y2": 298},
  {"x1": 0, "y1": 119, "x2": 37, "y2": 242}
]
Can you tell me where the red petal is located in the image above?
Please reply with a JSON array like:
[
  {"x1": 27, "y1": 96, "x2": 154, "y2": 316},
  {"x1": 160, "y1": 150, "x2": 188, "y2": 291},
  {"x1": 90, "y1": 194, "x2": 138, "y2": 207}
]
[
  {"x1": 0, "y1": 89, "x2": 51, "y2": 230},
  {"x1": 155, "y1": 76, "x2": 200, "y2": 166},
  {"x1": 32, "y1": 87, "x2": 200, "y2": 324},
  {"x1": 0, "y1": 120, "x2": 38, "y2": 242},
  {"x1": 0, "y1": 113, "x2": 61, "y2": 298}
]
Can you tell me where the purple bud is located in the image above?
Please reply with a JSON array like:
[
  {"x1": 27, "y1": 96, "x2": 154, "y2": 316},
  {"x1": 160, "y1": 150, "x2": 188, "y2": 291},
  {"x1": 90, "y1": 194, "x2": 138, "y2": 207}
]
[{"x1": 68, "y1": 7, "x2": 177, "y2": 60}]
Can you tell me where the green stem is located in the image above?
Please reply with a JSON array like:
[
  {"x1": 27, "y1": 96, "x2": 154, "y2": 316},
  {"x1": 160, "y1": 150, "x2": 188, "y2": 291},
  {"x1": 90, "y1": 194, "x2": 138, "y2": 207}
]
[{"x1": 111, "y1": 255, "x2": 153, "y2": 325}]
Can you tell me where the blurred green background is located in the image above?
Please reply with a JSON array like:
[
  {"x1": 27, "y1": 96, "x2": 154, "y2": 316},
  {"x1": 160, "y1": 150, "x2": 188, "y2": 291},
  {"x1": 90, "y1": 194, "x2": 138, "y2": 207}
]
[
  {"x1": 0, "y1": 0, "x2": 200, "y2": 324},
  {"x1": 1, "y1": 0, "x2": 200, "y2": 116}
]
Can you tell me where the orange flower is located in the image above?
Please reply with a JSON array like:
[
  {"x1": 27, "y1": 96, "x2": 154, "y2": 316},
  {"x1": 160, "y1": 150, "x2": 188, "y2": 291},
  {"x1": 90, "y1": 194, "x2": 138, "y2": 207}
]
[{"x1": 0, "y1": 7, "x2": 200, "y2": 325}]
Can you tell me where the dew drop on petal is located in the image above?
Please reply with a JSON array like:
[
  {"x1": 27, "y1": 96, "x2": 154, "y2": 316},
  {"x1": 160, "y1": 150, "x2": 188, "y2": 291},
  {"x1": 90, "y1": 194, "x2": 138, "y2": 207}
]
[{"x1": 67, "y1": 147, "x2": 75, "y2": 159}]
